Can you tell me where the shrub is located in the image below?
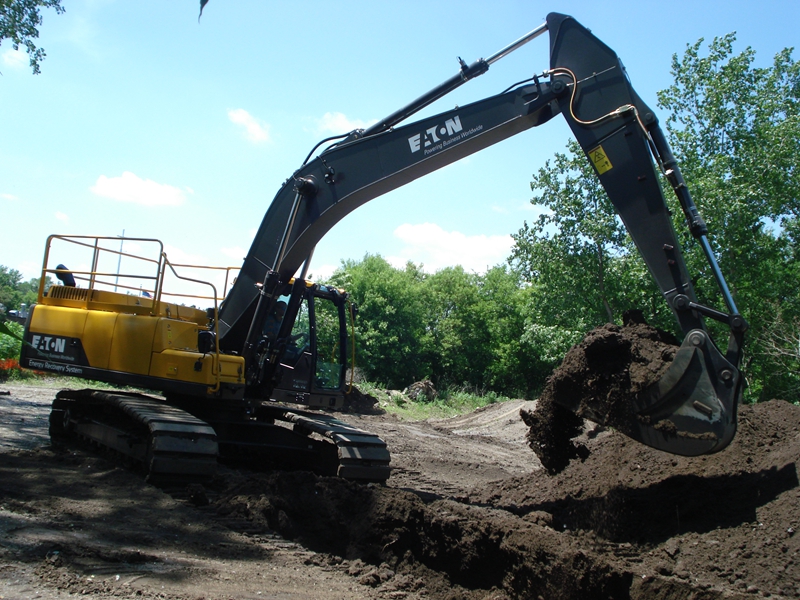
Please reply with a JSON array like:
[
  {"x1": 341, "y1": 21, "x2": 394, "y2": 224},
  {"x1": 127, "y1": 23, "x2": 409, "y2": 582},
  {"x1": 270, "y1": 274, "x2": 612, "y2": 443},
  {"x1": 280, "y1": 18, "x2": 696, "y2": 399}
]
[
  {"x1": 0, "y1": 357, "x2": 21, "y2": 380},
  {"x1": 0, "y1": 321, "x2": 23, "y2": 360}
]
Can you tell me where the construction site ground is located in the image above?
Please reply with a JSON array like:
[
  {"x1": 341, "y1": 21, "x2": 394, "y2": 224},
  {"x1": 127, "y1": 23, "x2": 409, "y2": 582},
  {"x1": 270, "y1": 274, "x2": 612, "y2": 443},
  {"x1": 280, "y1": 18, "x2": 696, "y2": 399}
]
[{"x1": 1, "y1": 380, "x2": 799, "y2": 599}]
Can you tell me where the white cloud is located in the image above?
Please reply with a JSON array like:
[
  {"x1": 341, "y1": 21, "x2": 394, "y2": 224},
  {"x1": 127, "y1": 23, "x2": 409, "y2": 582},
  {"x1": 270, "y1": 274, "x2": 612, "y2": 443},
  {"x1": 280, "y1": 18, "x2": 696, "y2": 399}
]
[
  {"x1": 387, "y1": 222, "x2": 514, "y2": 274},
  {"x1": 228, "y1": 108, "x2": 270, "y2": 143},
  {"x1": 315, "y1": 112, "x2": 377, "y2": 135},
  {"x1": 159, "y1": 244, "x2": 239, "y2": 305},
  {"x1": 162, "y1": 244, "x2": 207, "y2": 267},
  {"x1": 90, "y1": 172, "x2": 188, "y2": 207},
  {"x1": 1, "y1": 48, "x2": 27, "y2": 70},
  {"x1": 55, "y1": 211, "x2": 69, "y2": 223},
  {"x1": 1, "y1": 193, "x2": 20, "y2": 202},
  {"x1": 306, "y1": 263, "x2": 337, "y2": 282},
  {"x1": 220, "y1": 246, "x2": 247, "y2": 263},
  {"x1": 520, "y1": 201, "x2": 551, "y2": 213},
  {"x1": 120, "y1": 240, "x2": 142, "y2": 255},
  {"x1": 17, "y1": 260, "x2": 42, "y2": 281}
]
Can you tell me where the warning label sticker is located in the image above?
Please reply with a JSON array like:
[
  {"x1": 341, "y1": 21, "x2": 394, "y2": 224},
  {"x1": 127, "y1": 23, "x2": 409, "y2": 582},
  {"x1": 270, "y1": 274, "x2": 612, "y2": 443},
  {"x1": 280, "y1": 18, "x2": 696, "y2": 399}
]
[{"x1": 588, "y1": 146, "x2": 613, "y2": 175}]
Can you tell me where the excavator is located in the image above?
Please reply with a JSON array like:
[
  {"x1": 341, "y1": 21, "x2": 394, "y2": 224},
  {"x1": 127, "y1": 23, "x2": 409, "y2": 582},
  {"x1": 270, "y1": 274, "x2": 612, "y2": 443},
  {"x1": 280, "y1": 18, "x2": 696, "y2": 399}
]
[{"x1": 19, "y1": 13, "x2": 747, "y2": 483}]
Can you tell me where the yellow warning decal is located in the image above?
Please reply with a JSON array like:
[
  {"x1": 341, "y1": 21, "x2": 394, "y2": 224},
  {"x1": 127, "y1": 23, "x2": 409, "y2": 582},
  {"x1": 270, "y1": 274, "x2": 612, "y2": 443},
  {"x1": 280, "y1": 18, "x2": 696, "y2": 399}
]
[{"x1": 588, "y1": 145, "x2": 613, "y2": 175}]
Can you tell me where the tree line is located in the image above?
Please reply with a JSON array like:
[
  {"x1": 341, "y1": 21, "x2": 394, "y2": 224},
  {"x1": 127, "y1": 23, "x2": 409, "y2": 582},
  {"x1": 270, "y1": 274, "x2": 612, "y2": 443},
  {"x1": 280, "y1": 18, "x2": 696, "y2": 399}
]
[
  {"x1": 0, "y1": 266, "x2": 45, "y2": 315},
  {"x1": 327, "y1": 258, "x2": 561, "y2": 397}
]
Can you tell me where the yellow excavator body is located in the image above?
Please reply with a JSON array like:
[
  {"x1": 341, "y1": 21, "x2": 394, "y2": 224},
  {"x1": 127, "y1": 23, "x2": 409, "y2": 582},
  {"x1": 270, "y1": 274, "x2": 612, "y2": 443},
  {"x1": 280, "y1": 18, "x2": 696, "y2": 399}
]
[{"x1": 27, "y1": 267, "x2": 244, "y2": 393}]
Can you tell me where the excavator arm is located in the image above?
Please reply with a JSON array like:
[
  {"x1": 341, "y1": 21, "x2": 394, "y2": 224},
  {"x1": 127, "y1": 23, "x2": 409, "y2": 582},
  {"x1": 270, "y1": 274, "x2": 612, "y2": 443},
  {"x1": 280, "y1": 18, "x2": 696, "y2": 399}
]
[
  {"x1": 218, "y1": 13, "x2": 746, "y2": 457},
  {"x1": 545, "y1": 14, "x2": 747, "y2": 455}
]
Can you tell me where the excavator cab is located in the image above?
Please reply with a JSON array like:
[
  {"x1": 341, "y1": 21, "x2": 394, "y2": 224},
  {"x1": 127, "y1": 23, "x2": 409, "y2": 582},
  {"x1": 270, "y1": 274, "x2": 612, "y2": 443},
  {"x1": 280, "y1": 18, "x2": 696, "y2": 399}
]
[
  {"x1": 260, "y1": 282, "x2": 351, "y2": 409},
  {"x1": 234, "y1": 267, "x2": 354, "y2": 410}
]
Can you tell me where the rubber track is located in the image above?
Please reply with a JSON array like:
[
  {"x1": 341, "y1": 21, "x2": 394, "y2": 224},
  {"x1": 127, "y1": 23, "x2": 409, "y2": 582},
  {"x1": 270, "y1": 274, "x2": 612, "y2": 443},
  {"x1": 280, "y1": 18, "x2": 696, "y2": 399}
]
[
  {"x1": 53, "y1": 390, "x2": 218, "y2": 481},
  {"x1": 272, "y1": 406, "x2": 391, "y2": 482},
  {"x1": 52, "y1": 390, "x2": 390, "y2": 483}
]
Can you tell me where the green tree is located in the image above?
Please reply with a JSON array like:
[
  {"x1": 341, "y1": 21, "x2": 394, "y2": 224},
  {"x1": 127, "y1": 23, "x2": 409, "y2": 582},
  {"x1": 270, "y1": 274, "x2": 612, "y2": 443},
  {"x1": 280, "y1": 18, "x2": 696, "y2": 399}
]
[
  {"x1": 510, "y1": 139, "x2": 668, "y2": 333},
  {"x1": 328, "y1": 254, "x2": 429, "y2": 389},
  {"x1": 17, "y1": 275, "x2": 46, "y2": 306},
  {"x1": 510, "y1": 34, "x2": 800, "y2": 402},
  {"x1": 0, "y1": 265, "x2": 24, "y2": 311},
  {"x1": 0, "y1": 265, "x2": 49, "y2": 313},
  {"x1": 657, "y1": 35, "x2": 800, "y2": 400},
  {"x1": 0, "y1": 0, "x2": 65, "y2": 74},
  {"x1": 328, "y1": 255, "x2": 556, "y2": 398},
  {"x1": 478, "y1": 266, "x2": 553, "y2": 397},
  {"x1": 419, "y1": 266, "x2": 492, "y2": 390}
]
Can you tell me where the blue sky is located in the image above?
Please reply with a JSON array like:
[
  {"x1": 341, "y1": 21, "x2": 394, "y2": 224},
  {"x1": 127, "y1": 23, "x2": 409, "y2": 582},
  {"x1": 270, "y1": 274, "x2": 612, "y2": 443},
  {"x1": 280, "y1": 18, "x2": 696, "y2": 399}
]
[{"x1": 1, "y1": 0, "x2": 797, "y2": 289}]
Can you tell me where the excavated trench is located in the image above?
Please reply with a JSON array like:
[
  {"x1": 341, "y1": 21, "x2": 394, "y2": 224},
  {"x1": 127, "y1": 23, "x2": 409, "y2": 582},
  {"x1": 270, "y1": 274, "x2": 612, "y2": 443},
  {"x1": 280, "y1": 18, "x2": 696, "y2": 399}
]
[
  {"x1": 212, "y1": 470, "x2": 635, "y2": 598},
  {"x1": 211, "y1": 429, "x2": 799, "y2": 600},
  {"x1": 206, "y1": 319, "x2": 800, "y2": 598}
]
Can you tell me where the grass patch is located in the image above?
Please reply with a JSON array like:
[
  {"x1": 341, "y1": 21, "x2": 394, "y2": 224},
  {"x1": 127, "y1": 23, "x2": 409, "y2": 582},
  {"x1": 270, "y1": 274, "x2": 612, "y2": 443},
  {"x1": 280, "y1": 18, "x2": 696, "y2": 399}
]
[
  {"x1": 357, "y1": 381, "x2": 514, "y2": 421},
  {"x1": 0, "y1": 321, "x2": 23, "y2": 360},
  {"x1": 0, "y1": 369, "x2": 149, "y2": 393}
]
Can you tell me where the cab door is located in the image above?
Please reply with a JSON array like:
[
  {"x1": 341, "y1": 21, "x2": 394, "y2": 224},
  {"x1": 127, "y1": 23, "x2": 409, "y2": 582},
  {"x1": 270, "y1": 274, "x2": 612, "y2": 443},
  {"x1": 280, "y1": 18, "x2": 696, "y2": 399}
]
[{"x1": 271, "y1": 285, "x2": 348, "y2": 409}]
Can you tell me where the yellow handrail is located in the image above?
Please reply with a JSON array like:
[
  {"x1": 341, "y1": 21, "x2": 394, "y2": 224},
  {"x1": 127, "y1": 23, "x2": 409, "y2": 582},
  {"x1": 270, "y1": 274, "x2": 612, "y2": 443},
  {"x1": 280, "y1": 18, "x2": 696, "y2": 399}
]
[{"x1": 40, "y1": 234, "x2": 242, "y2": 394}]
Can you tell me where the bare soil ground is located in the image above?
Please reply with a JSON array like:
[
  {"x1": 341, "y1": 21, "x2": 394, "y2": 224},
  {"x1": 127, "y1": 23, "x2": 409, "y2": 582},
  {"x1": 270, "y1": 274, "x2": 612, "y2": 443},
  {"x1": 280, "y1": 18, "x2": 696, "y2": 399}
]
[{"x1": 1, "y1": 378, "x2": 799, "y2": 599}]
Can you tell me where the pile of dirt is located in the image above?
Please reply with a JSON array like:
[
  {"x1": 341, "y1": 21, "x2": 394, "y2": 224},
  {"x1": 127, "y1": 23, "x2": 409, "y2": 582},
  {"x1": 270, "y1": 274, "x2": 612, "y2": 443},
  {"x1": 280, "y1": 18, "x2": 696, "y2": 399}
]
[
  {"x1": 471, "y1": 399, "x2": 800, "y2": 598},
  {"x1": 404, "y1": 380, "x2": 437, "y2": 402},
  {"x1": 522, "y1": 318, "x2": 679, "y2": 473},
  {"x1": 342, "y1": 385, "x2": 384, "y2": 414}
]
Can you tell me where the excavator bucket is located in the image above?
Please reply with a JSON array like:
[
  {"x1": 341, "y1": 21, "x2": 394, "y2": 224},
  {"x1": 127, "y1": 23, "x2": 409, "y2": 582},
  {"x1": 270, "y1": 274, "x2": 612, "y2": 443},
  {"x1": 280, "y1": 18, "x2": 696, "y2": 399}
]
[
  {"x1": 565, "y1": 328, "x2": 741, "y2": 456},
  {"x1": 629, "y1": 329, "x2": 740, "y2": 455}
]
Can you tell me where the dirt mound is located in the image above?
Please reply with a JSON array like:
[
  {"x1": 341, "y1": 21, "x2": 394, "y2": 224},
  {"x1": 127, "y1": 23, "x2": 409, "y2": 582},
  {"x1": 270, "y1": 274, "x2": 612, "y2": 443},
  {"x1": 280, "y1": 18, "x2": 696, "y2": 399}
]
[
  {"x1": 522, "y1": 319, "x2": 679, "y2": 473},
  {"x1": 342, "y1": 385, "x2": 384, "y2": 414},
  {"x1": 404, "y1": 380, "x2": 437, "y2": 402},
  {"x1": 471, "y1": 399, "x2": 800, "y2": 598}
]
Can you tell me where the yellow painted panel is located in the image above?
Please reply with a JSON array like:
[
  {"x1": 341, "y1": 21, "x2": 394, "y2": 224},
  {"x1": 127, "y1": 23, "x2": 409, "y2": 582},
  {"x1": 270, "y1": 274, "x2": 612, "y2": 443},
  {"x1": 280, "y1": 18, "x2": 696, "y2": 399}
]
[
  {"x1": 150, "y1": 350, "x2": 202, "y2": 383},
  {"x1": 218, "y1": 354, "x2": 244, "y2": 381},
  {"x1": 108, "y1": 314, "x2": 159, "y2": 374},
  {"x1": 150, "y1": 350, "x2": 244, "y2": 386},
  {"x1": 82, "y1": 311, "x2": 119, "y2": 369},
  {"x1": 28, "y1": 305, "x2": 117, "y2": 370},
  {"x1": 175, "y1": 304, "x2": 209, "y2": 325},
  {"x1": 152, "y1": 319, "x2": 201, "y2": 352},
  {"x1": 147, "y1": 300, "x2": 206, "y2": 324},
  {"x1": 30, "y1": 305, "x2": 88, "y2": 338}
]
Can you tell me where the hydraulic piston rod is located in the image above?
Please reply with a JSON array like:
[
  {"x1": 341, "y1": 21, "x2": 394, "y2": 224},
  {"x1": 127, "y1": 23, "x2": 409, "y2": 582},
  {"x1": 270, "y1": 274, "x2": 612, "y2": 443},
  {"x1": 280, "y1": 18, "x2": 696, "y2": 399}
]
[{"x1": 362, "y1": 21, "x2": 549, "y2": 137}]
